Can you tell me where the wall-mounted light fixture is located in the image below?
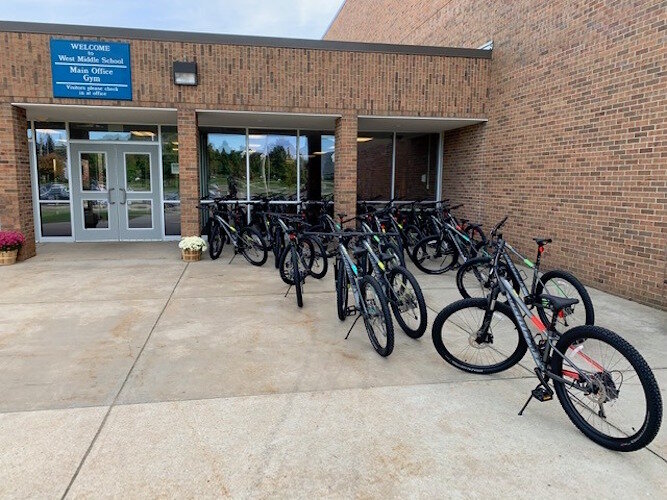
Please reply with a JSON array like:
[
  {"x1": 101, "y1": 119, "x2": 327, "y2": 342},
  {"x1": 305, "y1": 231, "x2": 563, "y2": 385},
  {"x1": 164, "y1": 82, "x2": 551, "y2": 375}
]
[{"x1": 173, "y1": 61, "x2": 198, "y2": 86}]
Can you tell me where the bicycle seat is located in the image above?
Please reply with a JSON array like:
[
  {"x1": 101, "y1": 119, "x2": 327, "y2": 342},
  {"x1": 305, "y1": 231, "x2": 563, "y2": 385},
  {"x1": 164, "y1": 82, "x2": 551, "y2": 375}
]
[
  {"x1": 533, "y1": 238, "x2": 553, "y2": 245},
  {"x1": 538, "y1": 294, "x2": 578, "y2": 312}
]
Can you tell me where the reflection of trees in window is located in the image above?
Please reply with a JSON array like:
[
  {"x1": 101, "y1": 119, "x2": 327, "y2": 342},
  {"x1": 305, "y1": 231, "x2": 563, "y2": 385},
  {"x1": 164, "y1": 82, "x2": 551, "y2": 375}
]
[
  {"x1": 207, "y1": 141, "x2": 246, "y2": 198},
  {"x1": 36, "y1": 126, "x2": 69, "y2": 200},
  {"x1": 249, "y1": 136, "x2": 297, "y2": 198},
  {"x1": 161, "y1": 126, "x2": 179, "y2": 201}
]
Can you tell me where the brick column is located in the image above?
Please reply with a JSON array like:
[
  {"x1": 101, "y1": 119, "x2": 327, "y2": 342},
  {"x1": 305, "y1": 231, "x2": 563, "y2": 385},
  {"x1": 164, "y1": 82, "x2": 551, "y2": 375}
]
[
  {"x1": 177, "y1": 108, "x2": 201, "y2": 237},
  {"x1": 0, "y1": 104, "x2": 36, "y2": 260},
  {"x1": 334, "y1": 111, "x2": 358, "y2": 225}
]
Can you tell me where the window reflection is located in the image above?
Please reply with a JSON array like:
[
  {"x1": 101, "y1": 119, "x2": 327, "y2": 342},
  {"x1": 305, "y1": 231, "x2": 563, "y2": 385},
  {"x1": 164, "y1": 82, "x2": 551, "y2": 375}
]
[
  {"x1": 249, "y1": 131, "x2": 298, "y2": 199},
  {"x1": 40, "y1": 203, "x2": 72, "y2": 237},
  {"x1": 394, "y1": 133, "x2": 439, "y2": 200},
  {"x1": 299, "y1": 133, "x2": 335, "y2": 201},
  {"x1": 35, "y1": 122, "x2": 69, "y2": 200},
  {"x1": 69, "y1": 123, "x2": 158, "y2": 141},
  {"x1": 161, "y1": 126, "x2": 179, "y2": 201},
  {"x1": 206, "y1": 130, "x2": 247, "y2": 198},
  {"x1": 357, "y1": 132, "x2": 393, "y2": 201},
  {"x1": 164, "y1": 203, "x2": 181, "y2": 236}
]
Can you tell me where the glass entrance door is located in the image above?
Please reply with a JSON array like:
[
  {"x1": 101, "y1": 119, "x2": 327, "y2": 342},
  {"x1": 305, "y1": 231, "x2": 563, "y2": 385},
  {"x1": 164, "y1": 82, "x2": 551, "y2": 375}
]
[{"x1": 70, "y1": 143, "x2": 162, "y2": 241}]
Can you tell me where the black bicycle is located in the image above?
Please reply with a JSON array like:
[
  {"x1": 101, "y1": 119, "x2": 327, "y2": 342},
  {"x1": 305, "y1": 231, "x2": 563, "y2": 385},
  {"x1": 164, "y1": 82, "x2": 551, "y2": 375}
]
[
  {"x1": 456, "y1": 216, "x2": 594, "y2": 330},
  {"x1": 432, "y1": 231, "x2": 662, "y2": 451},
  {"x1": 199, "y1": 200, "x2": 268, "y2": 266},
  {"x1": 334, "y1": 232, "x2": 395, "y2": 357}
]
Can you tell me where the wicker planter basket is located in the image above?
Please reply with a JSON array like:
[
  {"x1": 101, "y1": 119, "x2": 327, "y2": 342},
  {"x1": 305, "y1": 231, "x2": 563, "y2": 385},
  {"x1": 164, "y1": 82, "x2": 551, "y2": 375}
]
[
  {"x1": 181, "y1": 249, "x2": 202, "y2": 262},
  {"x1": 0, "y1": 249, "x2": 18, "y2": 266}
]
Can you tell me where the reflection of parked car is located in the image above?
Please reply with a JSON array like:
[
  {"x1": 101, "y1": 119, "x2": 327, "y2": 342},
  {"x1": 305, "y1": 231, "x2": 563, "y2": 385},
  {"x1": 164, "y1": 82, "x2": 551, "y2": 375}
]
[{"x1": 40, "y1": 183, "x2": 70, "y2": 200}]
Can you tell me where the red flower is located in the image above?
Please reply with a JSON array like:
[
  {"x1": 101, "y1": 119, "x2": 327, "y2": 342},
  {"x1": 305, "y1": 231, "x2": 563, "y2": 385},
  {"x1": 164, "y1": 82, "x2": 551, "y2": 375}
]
[{"x1": 0, "y1": 231, "x2": 25, "y2": 251}]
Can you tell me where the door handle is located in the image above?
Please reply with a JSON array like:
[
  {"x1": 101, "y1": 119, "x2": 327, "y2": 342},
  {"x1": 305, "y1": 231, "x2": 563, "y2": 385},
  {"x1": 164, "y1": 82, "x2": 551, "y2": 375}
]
[
  {"x1": 108, "y1": 187, "x2": 116, "y2": 205},
  {"x1": 120, "y1": 188, "x2": 127, "y2": 205}
]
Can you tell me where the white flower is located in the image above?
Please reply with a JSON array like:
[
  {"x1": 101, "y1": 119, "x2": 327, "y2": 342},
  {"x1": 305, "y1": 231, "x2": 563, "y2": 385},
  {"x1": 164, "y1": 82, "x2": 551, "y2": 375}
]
[{"x1": 179, "y1": 236, "x2": 207, "y2": 252}]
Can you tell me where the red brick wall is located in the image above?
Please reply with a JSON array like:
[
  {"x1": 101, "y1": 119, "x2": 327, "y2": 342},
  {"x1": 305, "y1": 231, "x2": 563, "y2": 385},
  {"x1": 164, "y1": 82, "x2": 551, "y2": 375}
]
[
  {"x1": 335, "y1": 111, "x2": 358, "y2": 224},
  {"x1": 0, "y1": 104, "x2": 35, "y2": 259},
  {"x1": 0, "y1": 31, "x2": 489, "y2": 118},
  {"x1": 177, "y1": 108, "x2": 200, "y2": 236},
  {"x1": 357, "y1": 136, "x2": 393, "y2": 200},
  {"x1": 327, "y1": 0, "x2": 667, "y2": 309}
]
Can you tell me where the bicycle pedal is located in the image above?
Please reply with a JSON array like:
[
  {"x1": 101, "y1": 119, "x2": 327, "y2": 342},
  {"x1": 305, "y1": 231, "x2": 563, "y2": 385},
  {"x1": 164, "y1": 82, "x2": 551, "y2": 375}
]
[
  {"x1": 345, "y1": 306, "x2": 357, "y2": 316},
  {"x1": 531, "y1": 386, "x2": 553, "y2": 402}
]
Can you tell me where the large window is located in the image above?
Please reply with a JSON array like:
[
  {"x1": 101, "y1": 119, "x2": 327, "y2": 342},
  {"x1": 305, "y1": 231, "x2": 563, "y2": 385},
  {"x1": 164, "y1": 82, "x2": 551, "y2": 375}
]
[
  {"x1": 34, "y1": 122, "x2": 72, "y2": 237},
  {"x1": 299, "y1": 133, "x2": 335, "y2": 200},
  {"x1": 201, "y1": 129, "x2": 334, "y2": 203},
  {"x1": 206, "y1": 130, "x2": 247, "y2": 198},
  {"x1": 357, "y1": 132, "x2": 393, "y2": 201},
  {"x1": 161, "y1": 126, "x2": 180, "y2": 236},
  {"x1": 249, "y1": 131, "x2": 298, "y2": 199},
  {"x1": 394, "y1": 133, "x2": 439, "y2": 200}
]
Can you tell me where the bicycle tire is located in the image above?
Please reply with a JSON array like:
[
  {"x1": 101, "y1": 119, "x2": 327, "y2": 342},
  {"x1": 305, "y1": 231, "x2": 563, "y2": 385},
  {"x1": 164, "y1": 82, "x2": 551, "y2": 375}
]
[
  {"x1": 411, "y1": 234, "x2": 458, "y2": 274},
  {"x1": 208, "y1": 222, "x2": 224, "y2": 260},
  {"x1": 432, "y1": 298, "x2": 527, "y2": 374},
  {"x1": 292, "y1": 247, "x2": 303, "y2": 307},
  {"x1": 336, "y1": 258, "x2": 349, "y2": 321},
  {"x1": 388, "y1": 266, "x2": 427, "y2": 338},
  {"x1": 535, "y1": 269, "x2": 594, "y2": 328},
  {"x1": 304, "y1": 235, "x2": 328, "y2": 279},
  {"x1": 551, "y1": 325, "x2": 662, "y2": 451},
  {"x1": 239, "y1": 227, "x2": 268, "y2": 266},
  {"x1": 456, "y1": 256, "x2": 521, "y2": 300},
  {"x1": 360, "y1": 275, "x2": 394, "y2": 357}
]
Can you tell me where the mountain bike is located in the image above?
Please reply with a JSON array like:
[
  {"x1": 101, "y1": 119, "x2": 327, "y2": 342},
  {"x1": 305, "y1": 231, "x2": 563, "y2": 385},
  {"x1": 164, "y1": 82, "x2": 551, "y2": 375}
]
[
  {"x1": 199, "y1": 201, "x2": 268, "y2": 266},
  {"x1": 354, "y1": 232, "x2": 427, "y2": 338},
  {"x1": 275, "y1": 217, "x2": 328, "y2": 307},
  {"x1": 334, "y1": 232, "x2": 395, "y2": 356},
  {"x1": 431, "y1": 233, "x2": 662, "y2": 451},
  {"x1": 456, "y1": 216, "x2": 594, "y2": 330},
  {"x1": 411, "y1": 204, "x2": 483, "y2": 274}
]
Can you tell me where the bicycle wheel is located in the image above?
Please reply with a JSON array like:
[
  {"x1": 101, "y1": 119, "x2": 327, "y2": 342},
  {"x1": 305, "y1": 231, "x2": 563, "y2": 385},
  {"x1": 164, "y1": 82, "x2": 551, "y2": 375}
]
[
  {"x1": 456, "y1": 257, "x2": 521, "y2": 300},
  {"x1": 388, "y1": 266, "x2": 427, "y2": 338},
  {"x1": 412, "y1": 234, "x2": 458, "y2": 274},
  {"x1": 303, "y1": 235, "x2": 328, "y2": 279},
  {"x1": 551, "y1": 325, "x2": 662, "y2": 451},
  {"x1": 208, "y1": 222, "x2": 224, "y2": 260},
  {"x1": 291, "y1": 247, "x2": 303, "y2": 307},
  {"x1": 239, "y1": 227, "x2": 268, "y2": 266},
  {"x1": 535, "y1": 270, "x2": 594, "y2": 329},
  {"x1": 432, "y1": 298, "x2": 527, "y2": 374},
  {"x1": 272, "y1": 227, "x2": 284, "y2": 268},
  {"x1": 360, "y1": 275, "x2": 394, "y2": 357},
  {"x1": 336, "y1": 259, "x2": 349, "y2": 321}
]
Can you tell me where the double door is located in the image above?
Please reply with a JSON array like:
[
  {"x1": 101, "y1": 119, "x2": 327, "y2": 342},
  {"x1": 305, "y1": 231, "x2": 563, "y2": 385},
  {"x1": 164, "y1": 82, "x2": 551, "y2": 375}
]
[{"x1": 70, "y1": 143, "x2": 162, "y2": 241}]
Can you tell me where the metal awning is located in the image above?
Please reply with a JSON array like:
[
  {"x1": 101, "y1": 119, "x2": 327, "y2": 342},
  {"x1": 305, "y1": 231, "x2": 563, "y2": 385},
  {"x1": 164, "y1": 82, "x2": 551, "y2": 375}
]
[
  {"x1": 358, "y1": 115, "x2": 486, "y2": 133},
  {"x1": 14, "y1": 103, "x2": 177, "y2": 124}
]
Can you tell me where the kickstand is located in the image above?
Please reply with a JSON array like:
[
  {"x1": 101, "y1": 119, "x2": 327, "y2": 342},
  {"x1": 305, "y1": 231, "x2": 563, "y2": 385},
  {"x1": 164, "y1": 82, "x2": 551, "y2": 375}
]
[
  {"x1": 284, "y1": 285, "x2": 292, "y2": 297},
  {"x1": 518, "y1": 392, "x2": 533, "y2": 416},
  {"x1": 344, "y1": 314, "x2": 362, "y2": 340},
  {"x1": 228, "y1": 252, "x2": 238, "y2": 265}
]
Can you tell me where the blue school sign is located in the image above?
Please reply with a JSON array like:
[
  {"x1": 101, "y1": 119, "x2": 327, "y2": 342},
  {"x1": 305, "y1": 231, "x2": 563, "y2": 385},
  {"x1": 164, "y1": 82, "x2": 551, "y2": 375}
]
[{"x1": 50, "y1": 39, "x2": 132, "y2": 100}]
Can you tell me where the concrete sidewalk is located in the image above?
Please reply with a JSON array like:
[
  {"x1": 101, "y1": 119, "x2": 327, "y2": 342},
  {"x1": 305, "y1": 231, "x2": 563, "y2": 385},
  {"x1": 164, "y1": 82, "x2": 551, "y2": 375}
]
[{"x1": 0, "y1": 242, "x2": 665, "y2": 497}]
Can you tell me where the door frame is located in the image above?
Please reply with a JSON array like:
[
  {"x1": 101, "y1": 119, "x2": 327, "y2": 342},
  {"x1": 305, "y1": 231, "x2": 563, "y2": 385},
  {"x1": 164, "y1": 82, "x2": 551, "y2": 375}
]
[{"x1": 69, "y1": 142, "x2": 163, "y2": 241}]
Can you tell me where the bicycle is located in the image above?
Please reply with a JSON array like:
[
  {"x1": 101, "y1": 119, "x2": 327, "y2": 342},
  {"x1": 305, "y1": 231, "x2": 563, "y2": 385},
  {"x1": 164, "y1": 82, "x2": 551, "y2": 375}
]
[
  {"x1": 354, "y1": 232, "x2": 427, "y2": 338},
  {"x1": 274, "y1": 217, "x2": 328, "y2": 307},
  {"x1": 199, "y1": 200, "x2": 268, "y2": 266},
  {"x1": 334, "y1": 231, "x2": 395, "y2": 357},
  {"x1": 411, "y1": 203, "x2": 483, "y2": 274},
  {"x1": 431, "y1": 231, "x2": 662, "y2": 451},
  {"x1": 456, "y1": 216, "x2": 594, "y2": 330}
]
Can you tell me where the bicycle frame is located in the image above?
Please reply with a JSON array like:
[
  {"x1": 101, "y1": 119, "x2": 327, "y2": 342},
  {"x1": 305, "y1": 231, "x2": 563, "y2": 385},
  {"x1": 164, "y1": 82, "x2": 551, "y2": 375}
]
[
  {"x1": 337, "y1": 243, "x2": 366, "y2": 314},
  {"x1": 489, "y1": 242, "x2": 599, "y2": 391}
]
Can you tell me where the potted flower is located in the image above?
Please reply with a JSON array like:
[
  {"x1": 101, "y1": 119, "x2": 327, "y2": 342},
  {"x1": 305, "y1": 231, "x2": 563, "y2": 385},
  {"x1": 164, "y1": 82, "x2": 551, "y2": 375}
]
[
  {"x1": 0, "y1": 230, "x2": 26, "y2": 265},
  {"x1": 178, "y1": 236, "x2": 207, "y2": 262}
]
